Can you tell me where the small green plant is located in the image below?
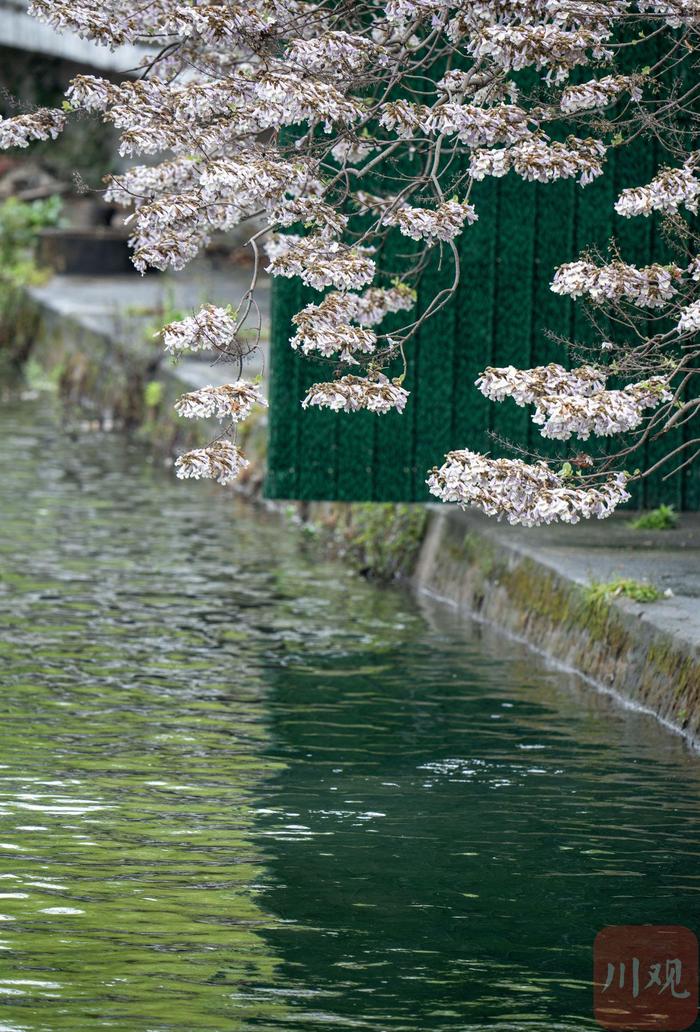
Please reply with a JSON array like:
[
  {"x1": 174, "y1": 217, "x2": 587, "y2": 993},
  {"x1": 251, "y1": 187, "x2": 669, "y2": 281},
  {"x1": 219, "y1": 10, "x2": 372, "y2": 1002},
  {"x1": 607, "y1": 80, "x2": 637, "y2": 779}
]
[
  {"x1": 628, "y1": 505, "x2": 679, "y2": 531},
  {"x1": 23, "y1": 356, "x2": 63, "y2": 392},
  {"x1": 336, "y1": 503, "x2": 428, "y2": 581},
  {"x1": 584, "y1": 578, "x2": 663, "y2": 606},
  {"x1": 0, "y1": 196, "x2": 64, "y2": 369},
  {"x1": 0, "y1": 195, "x2": 63, "y2": 265},
  {"x1": 143, "y1": 380, "x2": 164, "y2": 408}
]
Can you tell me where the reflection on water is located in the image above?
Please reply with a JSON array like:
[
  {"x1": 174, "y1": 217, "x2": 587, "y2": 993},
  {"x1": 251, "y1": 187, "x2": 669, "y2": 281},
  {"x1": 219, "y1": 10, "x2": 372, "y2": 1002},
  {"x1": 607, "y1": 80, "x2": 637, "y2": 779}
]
[{"x1": 0, "y1": 395, "x2": 698, "y2": 1032}]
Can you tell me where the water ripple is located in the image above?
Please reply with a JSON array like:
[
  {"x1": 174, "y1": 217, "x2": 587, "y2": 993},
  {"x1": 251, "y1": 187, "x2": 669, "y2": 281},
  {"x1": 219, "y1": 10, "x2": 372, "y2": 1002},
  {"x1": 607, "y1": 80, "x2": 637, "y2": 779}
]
[{"x1": 0, "y1": 397, "x2": 698, "y2": 1031}]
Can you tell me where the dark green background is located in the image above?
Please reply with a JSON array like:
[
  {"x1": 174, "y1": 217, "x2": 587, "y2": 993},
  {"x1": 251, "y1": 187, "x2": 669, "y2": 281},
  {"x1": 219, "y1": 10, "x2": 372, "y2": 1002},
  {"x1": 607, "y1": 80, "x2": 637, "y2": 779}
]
[{"x1": 266, "y1": 142, "x2": 699, "y2": 508}]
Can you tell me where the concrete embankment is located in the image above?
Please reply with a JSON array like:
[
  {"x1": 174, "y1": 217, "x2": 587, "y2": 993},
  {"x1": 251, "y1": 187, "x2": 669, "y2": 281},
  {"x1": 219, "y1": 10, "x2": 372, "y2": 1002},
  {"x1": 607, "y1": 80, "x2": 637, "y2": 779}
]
[
  {"x1": 16, "y1": 266, "x2": 270, "y2": 481},
  {"x1": 413, "y1": 506, "x2": 700, "y2": 746},
  {"x1": 16, "y1": 270, "x2": 700, "y2": 747}
]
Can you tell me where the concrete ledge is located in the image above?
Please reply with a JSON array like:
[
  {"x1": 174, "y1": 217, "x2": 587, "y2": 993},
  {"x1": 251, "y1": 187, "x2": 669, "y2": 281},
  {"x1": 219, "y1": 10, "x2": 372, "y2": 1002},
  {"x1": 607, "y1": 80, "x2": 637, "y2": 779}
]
[
  {"x1": 27, "y1": 267, "x2": 269, "y2": 386},
  {"x1": 18, "y1": 268, "x2": 269, "y2": 447},
  {"x1": 413, "y1": 505, "x2": 700, "y2": 746}
]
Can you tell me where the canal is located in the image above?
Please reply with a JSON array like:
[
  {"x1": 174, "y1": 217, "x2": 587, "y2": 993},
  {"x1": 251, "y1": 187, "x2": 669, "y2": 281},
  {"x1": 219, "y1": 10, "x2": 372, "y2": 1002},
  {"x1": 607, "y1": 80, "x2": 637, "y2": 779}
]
[{"x1": 0, "y1": 393, "x2": 698, "y2": 1031}]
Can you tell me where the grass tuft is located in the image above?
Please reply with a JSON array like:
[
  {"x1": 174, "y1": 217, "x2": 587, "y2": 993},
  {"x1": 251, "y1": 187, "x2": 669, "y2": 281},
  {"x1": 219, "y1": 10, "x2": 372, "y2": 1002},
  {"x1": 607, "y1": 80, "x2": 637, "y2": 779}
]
[
  {"x1": 584, "y1": 578, "x2": 664, "y2": 605},
  {"x1": 628, "y1": 505, "x2": 679, "y2": 531}
]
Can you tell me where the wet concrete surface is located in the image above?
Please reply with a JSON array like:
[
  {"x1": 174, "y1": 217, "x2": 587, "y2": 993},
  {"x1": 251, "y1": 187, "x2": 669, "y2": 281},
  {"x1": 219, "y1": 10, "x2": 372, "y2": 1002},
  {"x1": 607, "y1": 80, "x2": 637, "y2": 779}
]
[{"x1": 28, "y1": 258, "x2": 271, "y2": 388}]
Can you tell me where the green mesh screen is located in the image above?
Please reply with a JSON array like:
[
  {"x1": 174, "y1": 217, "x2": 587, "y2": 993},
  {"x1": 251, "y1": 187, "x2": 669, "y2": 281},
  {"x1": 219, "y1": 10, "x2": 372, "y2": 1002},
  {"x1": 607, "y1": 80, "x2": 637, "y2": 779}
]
[{"x1": 265, "y1": 144, "x2": 699, "y2": 508}]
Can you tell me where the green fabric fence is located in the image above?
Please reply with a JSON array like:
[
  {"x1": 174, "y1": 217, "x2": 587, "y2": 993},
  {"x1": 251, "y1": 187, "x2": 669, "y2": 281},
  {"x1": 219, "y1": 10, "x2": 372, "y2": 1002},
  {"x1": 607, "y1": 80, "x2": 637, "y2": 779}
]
[{"x1": 265, "y1": 144, "x2": 699, "y2": 509}]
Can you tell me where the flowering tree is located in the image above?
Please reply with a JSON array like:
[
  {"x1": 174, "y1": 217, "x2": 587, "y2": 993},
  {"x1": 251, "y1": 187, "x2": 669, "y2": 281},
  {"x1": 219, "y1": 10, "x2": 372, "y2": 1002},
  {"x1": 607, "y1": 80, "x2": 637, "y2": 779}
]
[{"x1": 2, "y1": 0, "x2": 699, "y2": 524}]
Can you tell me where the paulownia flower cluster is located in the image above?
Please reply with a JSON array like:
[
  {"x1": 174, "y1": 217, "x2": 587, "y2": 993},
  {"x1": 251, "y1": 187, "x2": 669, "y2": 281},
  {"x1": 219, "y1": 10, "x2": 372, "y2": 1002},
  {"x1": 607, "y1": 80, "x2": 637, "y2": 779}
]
[{"x1": 2, "y1": 0, "x2": 699, "y2": 522}]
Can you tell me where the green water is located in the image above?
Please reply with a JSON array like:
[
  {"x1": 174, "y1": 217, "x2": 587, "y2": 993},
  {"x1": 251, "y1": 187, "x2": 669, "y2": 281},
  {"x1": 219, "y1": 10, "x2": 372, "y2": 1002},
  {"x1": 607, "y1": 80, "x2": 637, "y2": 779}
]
[{"x1": 0, "y1": 395, "x2": 699, "y2": 1032}]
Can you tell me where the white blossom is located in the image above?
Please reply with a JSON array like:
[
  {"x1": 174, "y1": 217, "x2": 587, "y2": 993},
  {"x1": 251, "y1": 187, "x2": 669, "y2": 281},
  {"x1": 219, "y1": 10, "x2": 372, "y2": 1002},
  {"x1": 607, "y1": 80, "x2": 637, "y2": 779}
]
[
  {"x1": 175, "y1": 381, "x2": 267, "y2": 421},
  {"x1": 470, "y1": 136, "x2": 606, "y2": 186},
  {"x1": 290, "y1": 285, "x2": 415, "y2": 355},
  {"x1": 532, "y1": 378, "x2": 672, "y2": 440},
  {"x1": 104, "y1": 158, "x2": 201, "y2": 207},
  {"x1": 637, "y1": 0, "x2": 700, "y2": 27},
  {"x1": 199, "y1": 158, "x2": 323, "y2": 209},
  {"x1": 476, "y1": 363, "x2": 606, "y2": 404},
  {"x1": 0, "y1": 110, "x2": 66, "y2": 149},
  {"x1": 346, "y1": 285, "x2": 416, "y2": 325},
  {"x1": 302, "y1": 374, "x2": 409, "y2": 414},
  {"x1": 424, "y1": 103, "x2": 532, "y2": 147},
  {"x1": 551, "y1": 260, "x2": 682, "y2": 307},
  {"x1": 331, "y1": 137, "x2": 376, "y2": 165},
  {"x1": 291, "y1": 321, "x2": 378, "y2": 358},
  {"x1": 560, "y1": 75, "x2": 642, "y2": 113},
  {"x1": 161, "y1": 305, "x2": 239, "y2": 354},
  {"x1": 428, "y1": 451, "x2": 631, "y2": 526},
  {"x1": 266, "y1": 236, "x2": 376, "y2": 291},
  {"x1": 286, "y1": 32, "x2": 390, "y2": 79},
  {"x1": 175, "y1": 441, "x2": 249, "y2": 485},
  {"x1": 615, "y1": 156, "x2": 700, "y2": 218},
  {"x1": 272, "y1": 197, "x2": 348, "y2": 237},
  {"x1": 677, "y1": 299, "x2": 700, "y2": 335},
  {"x1": 383, "y1": 199, "x2": 478, "y2": 242},
  {"x1": 379, "y1": 100, "x2": 430, "y2": 137},
  {"x1": 478, "y1": 364, "x2": 670, "y2": 439},
  {"x1": 290, "y1": 284, "x2": 415, "y2": 356},
  {"x1": 466, "y1": 24, "x2": 612, "y2": 78}
]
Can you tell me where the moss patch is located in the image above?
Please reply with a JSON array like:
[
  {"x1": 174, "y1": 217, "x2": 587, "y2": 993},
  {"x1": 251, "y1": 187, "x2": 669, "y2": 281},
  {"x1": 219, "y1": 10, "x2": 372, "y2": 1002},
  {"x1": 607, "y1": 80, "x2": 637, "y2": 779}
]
[{"x1": 583, "y1": 578, "x2": 664, "y2": 605}]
